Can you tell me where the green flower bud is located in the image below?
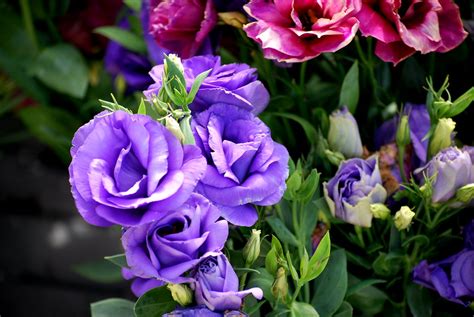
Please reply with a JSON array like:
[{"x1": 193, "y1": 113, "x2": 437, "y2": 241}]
[
  {"x1": 327, "y1": 107, "x2": 363, "y2": 158},
  {"x1": 167, "y1": 283, "x2": 193, "y2": 307},
  {"x1": 324, "y1": 149, "x2": 345, "y2": 166},
  {"x1": 370, "y1": 203, "x2": 391, "y2": 220},
  {"x1": 455, "y1": 183, "x2": 474, "y2": 204},
  {"x1": 428, "y1": 118, "x2": 456, "y2": 157},
  {"x1": 165, "y1": 116, "x2": 185, "y2": 143},
  {"x1": 393, "y1": 206, "x2": 415, "y2": 230},
  {"x1": 243, "y1": 229, "x2": 261, "y2": 266},
  {"x1": 396, "y1": 115, "x2": 410, "y2": 147},
  {"x1": 218, "y1": 12, "x2": 247, "y2": 28},
  {"x1": 271, "y1": 267, "x2": 288, "y2": 303},
  {"x1": 164, "y1": 54, "x2": 184, "y2": 75}
]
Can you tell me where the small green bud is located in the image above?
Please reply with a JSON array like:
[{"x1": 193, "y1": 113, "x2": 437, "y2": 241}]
[
  {"x1": 164, "y1": 54, "x2": 184, "y2": 75},
  {"x1": 455, "y1": 183, "x2": 474, "y2": 204},
  {"x1": 327, "y1": 107, "x2": 363, "y2": 158},
  {"x1": 165, "y1": 117, "x2": 185, "y2": 143},
  {"x1": 243, "y1": 229, "x2": 261, "y2": 266},
  {"x1": 393, "y1": 206, "x2": 415, "y2": 230},
  {"x1": 396, "y1": 115, "x2": 411, "y2": 147},
  {"x1": 114, "y1": 74, "x2": 127, "y2": 98},
  {"x1": 218, "y1": 12, "x2": 247, "y2": 28},
  {"x1": 271, "y1": 267, "x2": 288, "y2": 303},
  {"x1": 428, "y1": 118, "x2": 456, "y2": 157},
  {"x1": 324, "y1": 149, "x2": 345, "y2": 166},
  {"x1": 370, "y1": 203, "x2": 391, "y2": 220},
  {"x1": 167, "y1": 283, "x2": 193, "y2": 306}
]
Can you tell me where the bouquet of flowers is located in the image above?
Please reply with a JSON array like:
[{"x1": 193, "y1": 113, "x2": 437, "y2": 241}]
[{"x1": 64, "y1": 0, "x2": 474, "y2": 316}]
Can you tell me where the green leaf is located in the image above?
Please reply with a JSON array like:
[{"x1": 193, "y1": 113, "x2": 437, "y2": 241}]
[
  {"x1": 137, "y1": 98, "x2": 147, "y2": 115},
  {"x1": 296, "y1": 169, "x2": 320, "y2": 203},
  {"x1": 266, "y1": 216, "x2": 299, "y2": 247},
  {"x1": 286, "y1": 251, "x2": 299, "y2": 283},
  {"x1": 339, "y1": 61, "x2": 359, "y2": 113},
  {"x1": 134, "y1": 286, "x2": 176, "y2": 317},
  {"x1": 186, "y1": 69, "x2": 211, "y2": 105},
  {"x1": 303, "y1": 232, "x2": 330, "y2": 283},
  {"x1": 372, "y1": 252, "x2": 403, "y2": 277},
  {"x1": 345, "y1": 278, "x2": 386, "y2": 297},
  {"x1": 444, "y1": 87, "x2": 474, "y2": 117},
  {"x1": 332, "y1": 302, "x2": 353, "y2": 317},
  {"x1": 18, "y1": 105, "x2": 81, "y2": 163},
  {"x1": 311, "y1": 249, "x2": 347, "y2": 317},
  {"x1": 104, "y1": 254, "x2": 128, "y2": 268},
  {"x1": 91, "y1": 298, "x2": 135, "y2": 317},
  {"x1": 73, "y1": 260, "x2": 123, "y2": 284},
  {"x1": 267, "y1": 112, "x2": 318, "y2": 146},
  {"x1": 407, "y1": 283, "x2": 433, "y2": 317},
  {"x1": 247, "y1": 268, "x2": 275, "y2": 302},
  {"x1": 346, "y1": 275, "x2": 388, "y2": 316},
  {"x1": 291, "y1": 302, "x2": 319, "y2": 317},
  {"x1": 95, "y1": 27, "x2": 147, "y2": 54},
  {"x1": 265, "y1": 248, "x2": 278, "y2": 276},
  {"x1": 32, "y1": 44, "x2": 89, "y2": 98},
  {"x1": 179, "y1": 115, "x2": 195, "y2": 145},
  {"x1": 124, "y1": 0, "x2": 142, "y2": 11}
]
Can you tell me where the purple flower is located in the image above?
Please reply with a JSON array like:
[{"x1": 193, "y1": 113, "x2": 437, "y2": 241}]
[
  {"x1": 194, "y1": 254, "x2": 263, "y2": 311},
  {"x1": 145, "y1": 55, "x2": 269, "y2": 114},
  {"x1": 122, "y1": 267, "x2": 164, "y2": 297},
  {"x1": 415, "y1": 147, "x2": 473, "y2": 203},
  {"x1": 375, "y1": 104, "x2": 431, "y2": 164},
  {"x1": 192, "y1": 104, "x2": 289, "y2": 226},
  {"x1": 148, "y1": 0, "x2": 217, "y2": 59},
  {"x1": 122, "y1": 194, "x2": 228, "y2": 283},
  {"x1": 69, "y1": 111, "x2": 206, "y2": 227},
  {"x1": 324, "y1": 156, "x2": 387, "y2": 227},
  {"x1": 163, "y1": 306, "x2": 247, "y2": 316},
  {"x1": 412, "y1": 219, "x2": 474, "y2": 306}
]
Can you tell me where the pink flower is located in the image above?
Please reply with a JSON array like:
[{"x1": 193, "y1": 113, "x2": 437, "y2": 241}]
[
  {"x1": 357, "y1": 0, "x2": 468, "y2": 65},
  {"x1": 243, "y1": 0, "x2": 361, "y2": 63},
  {"x1": 148, "y1": 0, "x2": 217, "y2": 58}
]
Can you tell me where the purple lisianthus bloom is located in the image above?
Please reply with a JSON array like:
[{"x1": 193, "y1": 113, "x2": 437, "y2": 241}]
[
  {"x1": 163, "y1": 306, "x2": 248, "y2": 316},
  {"x1": 145, "y1": 55, "x2": 269, "y2": 114},
  {"x1": 148, "y1": 0, "x2": 217, "y2": 59},
  {"x1": 122, "y1": 267, "x2": 164, "y2": 297},
  {"x1": 375, "y1": 103, "x2": 431, "y2": 164},
  {"x1": 324, "y1": 156, "x2": 387, "y2": 227},
  {"x1": 194, "y1": 254, "x2": 263, "y2": 311},
  {"x1": 122, "y1": 194, "x2": 228, "y2": 283},
  {"x1": 413, "y1": 219, "x2": 474, "y2": 306},
  {"x1": 415, "y1": 147, "x2": 473, "y2": 203},
  {"x1": 192, "y1": 104, "x2": 289, "y2": 226},
  {"x1": 69, "y1": 111, "x2": 206, "y2": 227}
]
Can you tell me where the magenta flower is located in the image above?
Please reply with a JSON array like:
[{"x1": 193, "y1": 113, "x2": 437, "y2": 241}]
[
  {"x1": 243, "y1": 0, "x2": 361, "y2": 63},
  {"x1": 148, "y1": 0, "x2": 217, "y2": 59},
  {"x1": 357, "y1": 0, "x2": 468, "y2": 65}
]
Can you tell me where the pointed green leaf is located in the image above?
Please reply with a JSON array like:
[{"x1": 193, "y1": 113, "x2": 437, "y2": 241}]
[
  {"x1": 134, "y1": 286, "x2": 176, "y2": 317},
  {"x1": 104, "y1": 254, "x2": 128, "y2": 268},
  {"x1": 339, "y1": 61, "x2": 359, "y2": 113},
  {"x1": 187, "y1": 69, "x2": 211, "y2": 104},
  {"x1": 95, "y1": 27, "x2": 146, "y2": 54},
  {"x1": 91, "y1": 298, "x2": 134, "y2": 317},
  {"x1": 266, "y1": 216, "x2": 299, "y2": 247}
]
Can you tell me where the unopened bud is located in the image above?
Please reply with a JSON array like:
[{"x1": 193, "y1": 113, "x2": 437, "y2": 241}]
[
  {"x1": 370, "y1": 203, "x2": 391, "y2": 220},
  {"x1": 396, "y1": 115, "x2": 410, "y2": 147},
  {"x1": 324, "y1": 149, "x2": 345, "y2": 166},
  {"x1": 455, "y1": 184, "x2": 474, "y2": 204},
  {"x1": 218, "y1": 12, "x2": 247, "y2": 28},
  {"x1": 327, "y1": 107, "x2": 363, "y2": 158},
  {"x1": 164, "y1": 54, "x2": 184, "y2": 74},
  {"x1": 428, "y1": 118, "x2": 456, "y2": 157},
  {"x1": 243, "y1": 229, "x2": 261, "y2": 266},
  {"x1": 167, "y1": 283, "x2": 193, "y2": 306},
  {"x1": 271, "y1": 267, "x2": 288, "y2": 303},
  {"x1": 393, "y1": 206, "x2": 415, "y2": 230},
  {"x1": 165, "y1": 117, "x2": 185, "y2": 143}
]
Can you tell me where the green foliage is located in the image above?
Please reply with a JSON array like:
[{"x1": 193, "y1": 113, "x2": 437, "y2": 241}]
[
  {"x1": 339, "y1": 60, "x2": 359, "y2": 113},
  {"x1": 291, "y1": 302, "x2": 320, "y2": 317},
  {"x1": 299, "y1": 232, "x2": 330, "y2": 284},
  {"x1": 95, "y1": 27, "x2": 147, "y2": 54},
  {"x1": 346, "y1": 275, "x2": 388, "y2": 316},
  {"x1": 91, "y1": 298, "x2": 135, "y2": 317},
  {"x1": 73, "y1": 259, "x2": 123, "y2": 284},
  {"x1": 104, "y1": 254, "x2": 128, "y2": 268},
  {"x1": 134, "y1": 286, "x2": 176, "y2": 317},
  {"x1": 407, "y1": 283, "x2": 433, "y2": 317}
]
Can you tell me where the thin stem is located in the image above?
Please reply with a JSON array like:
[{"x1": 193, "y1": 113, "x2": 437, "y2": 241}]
[
  {"x1": 398, "y1": 146, "x2": 408, "y2": 183},
  {"x1": 291, "y1": 284, "x2": 302, "y2": 304},
  {"x1": 299, "y1": 62, "x2": 307, "y2": 92},
  {"x1": 239, "y1": 272, "x2": 248, "y2": 291},
  {"x1": 20, "y1": 0, "x2": 38, "y2": 50}
]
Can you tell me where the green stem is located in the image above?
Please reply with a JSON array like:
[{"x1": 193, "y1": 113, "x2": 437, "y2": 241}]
[
  {"x1": 20, "y1": 0, "x2": 38, "y2": 50},
  {"x1": 299, "y1": 62, "x2": 307, "y2": 92},
  {"x1": 398, "y1": 146, "x2": 408, "y2": 183},
  {"x1": 355, "y1": 226, "x2": 365, "y2": 248},
  {"x1": 291, "y1": 284, "x2": 302, "y2": 304},
  {"x1": 239, "y1": 272, "x2": 248, "y2": 291}
]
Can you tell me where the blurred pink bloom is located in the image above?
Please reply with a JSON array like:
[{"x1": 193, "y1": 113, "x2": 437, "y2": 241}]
[
  {"x1": 243, "y1": 0, "x2": 361, "y2": 63},
  {"x1": 148, "y1": 0, "x2": 217, "y2": 58},
  {"x1": 357, "y1": 0, "x2": 468, "y2": 65}
]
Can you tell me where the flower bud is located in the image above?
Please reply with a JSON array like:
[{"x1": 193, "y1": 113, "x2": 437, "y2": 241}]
[
  {"x1": 396, "y1": 115, "x2": 410, "y2": 147},
  {"x1": 243, "y1": 229, "x2": 261, "y2": 266},
  {"x1": 167, "y1": 283, "x2": 193, "y2": 307},
  {"x1": 324, "y1": 149, "x2": 345, "y2": 166},
  {"x1": 370, "y1": 203, "x2": 391, "y2": 220},
  {"x1": 393, "y1": 206, "x2": 415, "y2": 230},
  {"x1": 165, "y1": 116, "x2": 185, "y2": 143},
  {"x1": 327, "y1": 107, "x2": 363, "y2": 158},
  {"x1": 455, "y1": 184, "x2": 474, "y2": 204},
  {"x1": 164, "y1": 54, "x2": 184, "y2": 75},
  {"x1": 218, "y1": 12, "x2": 247, "y2": 28},
  {"x1": 428, "y1": 118, "x2": 456, "y2": 157},
  {"x1": 271, "y1": 267, "x2": 288, "y2": 303}
]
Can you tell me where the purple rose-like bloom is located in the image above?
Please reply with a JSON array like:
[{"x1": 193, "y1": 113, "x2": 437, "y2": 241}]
[
  {"x1": 163, "y1": 306, "x2": 248, "y2": 316},
  {"x1": 192, "y1": 104, "x2": 289, "y2": 226},
  {"x1": 412, "y1": 219, "x2": 474, "y2": 306},
  {"x1": 145, "y1": 55, "x2": 269, "y2": 114},
  {"x1": 375, "y1": 103, "x2": 431, "y2": 164},
  {"x1": 194, "y1": 254, "x2": 263, "y2": 311},
  {"x1": 415, "y1": 147, "x2": 473, "y2": 203},
  {"x1": 122, "y1": 267, "x2": 164, "y2": 297},
  {"x1": 69, "y1": 111, "x2": 206, "y2": 227},
  {"x1": 122, "y1": 194, "x2": 228, "y2": 283},
  {"x1": 324, "y1": 156, "x2": 387, "y2": 227}
]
